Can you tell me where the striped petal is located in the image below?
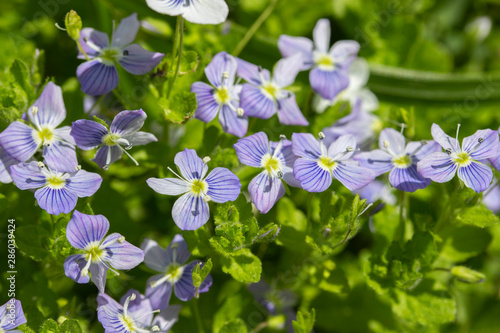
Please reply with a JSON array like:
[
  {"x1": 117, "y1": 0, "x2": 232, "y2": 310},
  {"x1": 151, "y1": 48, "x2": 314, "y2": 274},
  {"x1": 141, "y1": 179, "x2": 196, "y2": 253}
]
[
  {"x1": 71, "y1": 119, "x2": 108, "y2": 150},
  {"x1": 63, "y1": 254, "x2": 90, "y2": 284},
  {"x1": 240, "y1": 84, "x2": 276, "y2": 119},
  {"x1": 110, "y1": 109, "x2": 146, "y2": 136},
  {"x1": 457, "y1": 161, "x2": 493, "y2": 193},
  {"x1": 10, "y1": 162, "x2": 46, "y2": 190},
  {"x1": 327, "y1": 134, "x2": 357, "y2": 161},
  {"x1": 181, "y1": 0, "x2": 229, "y2": 25},
  {"x1": 273, "y1": 53, "x2": 304, "y2": 88},
  {"x1": 276, "y1": 94, "x2": 309, "y2": 126},
  {"x1": 462, "y1": 129, "x2": 499, "y2": 160},
  {"x1": 65, "y1": 169, "x2": 103, "y2": 197},
  {"x1": 218, "y1": 104, "x2": 248, "y2": 138},
  {"x1": 119, "y1": 44, "x2": 164, "y2": 75},
  {"x1": 431, "y1": 123, "x2": 460, "y2": 153},
  {"x1": 141, "y1": 238, "x2": 169, "y2": 272},
  {"x1": 405, "y1": 140, "x2": 441, "y2": 161},
  {"x1": 77, "y1": 60, "x2": 119, "y2": 96},
  {"x1": 145, "y1": 0, "x2": 184, "y2": 16},
  {"x1": 355, "y1": 149, "x2": 394, "y2": 176},
  {"x1": 145, "y1": 274, "x2": 173, "y2": 311},
  {"x1": 235, "y1": 58, "x2": 270, "y2": 85},
  {"x1": 111, "y1": 13, "x2": 139, "y2": 48},
  {"x1": 329, "y1": 40, "x2": 360, "y2": 69},
  {"x1": 291, "y1": 133, "x2": 321, "y2": 159},
  {"x1": 293, "y1": 158, "x2": 332, "y2": 192},
  {"x1": 147, "y1": 177, "x2": 190, "y2": 196},
  {"x1": 389, "y1": 165, "x2": 431, "y2": 193},
  {"x1": 34, "y1": 186, "x2": 78, "y2": 215},
  {"x1": 97, "y1": 293, "x2": 126, "y2": 332},
  {"x1": 417, "y1": 152, "x2": 458, "y2": 183},
  {"x1": 205, "y1": 167, "x2": 241, "y2": 203},
  {"x1": 310, "y1": 67, "x2": 349, "y2": 100},
  {"x1": 166, "y1": 234, "x2": 191, "y2": 266},
  {"x1": 313, "y1": 19, "x2": 331, "y2": 53},
  {"x1": 43, "y1": 139, "x2": 78, "y2": 173},
  {"x1": 248, "y1": 171, "x2": 285, "y2": 214},
  {"x1": 172, "y1": 192, "x2": 210, "y2": 230},
  {"x1": 28, "y1": 82, "x2": 66, "y2": 128},
  {"x1": 234, "y1": 132, "x2": 270, "y2": 168},
  {"x1": 0, "y1": 121, "x2": 39, "y2": 162},
  {"x1": 66, "y1": 210, "x2": 109, "y2": 249},
  {"x1": 91, "y1": 146, "x2": 123, "y2": 169},
  {"x1": 192, "y1": 81, "x2": 220, "y2": 123},
  {"x1": 205, "y1": 51, "x2": 237, "y2": 87},
  {"x1": 174, "y1": 149, "x2": 208, "y2": 181},
  {"x1": 332, "y1": 161, "x2": 375, "y2": 191},
  {"x1": 126, "y1": 131, "x2": 158, "y2": 146},
  {"x1": 79, "y1": 28, "x2": 109, "y2": 58},
  {"x1": 89, "y1": 262, "x2": 108, "y2": 294},
  {"x1": 102, "y1": 232, "x2": 144, "y2": 270},
  {"x1": 0, "y1": 149, "x2": 19, "y2": 184},
  {"x1": 379, "y1": 128, "x2": 405, "y2": 155},
  {"x1": 277, "y1": 35, "x2": 314, "y2": 69}
]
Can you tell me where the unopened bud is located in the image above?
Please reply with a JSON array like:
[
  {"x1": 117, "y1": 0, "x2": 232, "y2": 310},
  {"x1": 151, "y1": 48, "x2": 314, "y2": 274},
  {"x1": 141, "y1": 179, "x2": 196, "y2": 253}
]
[
  {"x1": 451, "y1": 266, "x2": 485, "y2": 284},
  {"x1": 65, "y1": 10, "x2": 82, "y2": 41}
]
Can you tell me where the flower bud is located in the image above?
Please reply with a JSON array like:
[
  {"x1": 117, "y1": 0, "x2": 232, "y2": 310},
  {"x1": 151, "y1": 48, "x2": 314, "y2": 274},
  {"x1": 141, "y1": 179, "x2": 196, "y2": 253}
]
[
  {"x1": 451, "y1": 266, "x2": 485, "y2": 284},
  {"x1": 65, "y1": 10, "x2": 82, "y2": 41}
]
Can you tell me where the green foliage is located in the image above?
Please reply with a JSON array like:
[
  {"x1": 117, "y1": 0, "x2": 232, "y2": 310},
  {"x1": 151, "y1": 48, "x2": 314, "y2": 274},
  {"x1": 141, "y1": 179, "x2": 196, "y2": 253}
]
[
  {"x1": 457, "y1": 205, "x2": 500, "y2": 228},
  {"x1": 65, "y1": 10, "x2": 82, "y2": 41},
  {"x1": 159, "y1": 91, "x2": 197, "y2": 124},
  {"x1": 221, "y1": 248, "x2": 262, "y2": 283},
  {"x1": 451, "y1": 265, "x2": 486, "y2": 284},
  {"x1": 192, "y1": 258, "x2": 213, "y2": 288},
  {"x1": 292, "y1": 308, "x2": 316, "y2": 333}
]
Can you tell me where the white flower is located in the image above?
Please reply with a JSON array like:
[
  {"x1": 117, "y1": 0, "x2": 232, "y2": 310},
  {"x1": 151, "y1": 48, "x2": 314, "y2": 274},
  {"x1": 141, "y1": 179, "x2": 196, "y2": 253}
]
[{"x1": 146, "y1": 0, "x2": 229, "y2": 25}]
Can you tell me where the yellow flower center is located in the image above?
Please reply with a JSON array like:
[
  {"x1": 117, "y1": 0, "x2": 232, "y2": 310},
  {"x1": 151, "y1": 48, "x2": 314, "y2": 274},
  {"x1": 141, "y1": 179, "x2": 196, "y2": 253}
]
[
  {"x1": 316, "y1": 55, "x2": 334, "y2": 67},
  {"x1": 191, "y1": 179, "x2": 207, "y2": 196},
  {"x1": 102, "y1": 133, "x2": 120, "y2": 146},
  {"x1": 215, "y1": 87, "x2": 231, "y2": 104},
  {"x1": 261, "y1": 83, "x2": 279, "y2": 99},
  {"x1": 453, "y1": 152, "x2": 472, "y2": 166},
  {"x1": 86, "y1": 245, "x2": 104, "y2": 263},
  {"x1": 119, "y1": 314, "x2": 136, "y2": 332},
  {"x1": 101, "y1": 48, "x2": 120, "y2": 62},
  {"x1": 46, "y1": 175, "x2": 65, "y2": 189},
  {"x1": 261, "y1": 154, "x2": 280, "y2": 173},
  {"x1": 38, "y1": 127, "x2": 54, "y2": 143},
  {"x1": 392, "y1": 154, "x2": 412, "y2": 168},
  {"x1": 318, "y1": 156, "x2": 336, "y2": 171}
]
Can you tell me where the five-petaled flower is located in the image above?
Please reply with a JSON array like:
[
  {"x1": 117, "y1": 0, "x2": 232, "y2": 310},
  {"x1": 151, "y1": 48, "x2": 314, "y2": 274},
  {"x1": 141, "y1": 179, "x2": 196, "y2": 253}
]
[
  {"x1": 64, "y1": 211, "x2": 144, "y2": 293},
  {"x1": 236, "y1": 54, "x2": 309, "y2": 126},
  {"x1": 77, "y1": 13, "x2": 164, "y2": 96},
  {"x1": 71, "y1": 109, "x2": 158, "y2": 170},
  {"x1": 355, "y1": 128, "x2": 441, "y2": 192},
  {"x1": 0, "y1": 82, "x2": 78, "y2": 173},
  {"x1": 191, "y1": 51, "x2": 248, "y2": 137},
  {"x1": 10, "y1": 161, "x2": 102, "y2": 215},
  {"x1": 234, "y1": 132, "x2": 300, "y2": 213},
  {"x1": 147, "y1": 148, "x2": 241, "y2": 230},
  {"x1": 278, "y1": 19, "x2": 360, "y2": 100},
  {"x1": 145, "y1": 0, "x2": 229, "y2": 25},
  {"x1": 0, "y1": 299, "x2": 27, "y2": 332},
  {"x1": 417, "y1": 124, "x2": 500, "y2": 193},
  {"x1": 97, "y1": 289, "x2": 180, "y2": 333},
  {"x1": 142, "y1": 235, "x2": 212, "y2": 310},
  {"x1": 292, "y1": 133, "x2": 375, "y2": 192}
]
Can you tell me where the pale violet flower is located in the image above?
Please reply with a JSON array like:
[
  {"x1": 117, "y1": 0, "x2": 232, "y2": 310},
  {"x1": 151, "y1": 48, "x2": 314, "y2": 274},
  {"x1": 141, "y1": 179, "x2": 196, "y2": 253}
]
[{"x1": 145, "y1": 0, "x2": 229, "y2": 25}]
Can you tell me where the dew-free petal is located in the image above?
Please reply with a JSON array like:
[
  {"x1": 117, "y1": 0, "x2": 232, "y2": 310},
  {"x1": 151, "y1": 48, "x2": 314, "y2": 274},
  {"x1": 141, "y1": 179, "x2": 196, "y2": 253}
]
[
  {"x1": 110, "y1": 109, "x2": 146, "y2": 136},
  {"x1": 192, "y1": 81, "x2": 220, "y2": 123},
  {"x1": 0, "y1": 121, "x2": 39, "y2": 163},
  {"x1": 291, "y1": 133, "x2": 321, "y2": 159},
  {"x1": 174, "y1": 148, "x2": 208, "y2": 181},
  {"x1": 28, "y1": 82, "x2": 66, "y2": 128},
  {"x1": 430, "y1": 123, "x2": 460, "y2": 153},
  {"x1": 66, "y1": 210, "x2": 109, "y2": 249},
  {"x1": 294, "y1": 158, "x2": 332, "y2": 192},
  {"x1": 310, "y1": 67, "x2": 349, "y2": 100},
  {"x1": 462, "y1": 128, "x2": 499, "y2": 160},
  {"x1": 64, "y1": 254, "x2": 91, "y2": 284},
  {"x1": 34, "y1": 186, "x2": 78, "y2": 215},
  {"x1": 172, "y1": 192, "x2": 210, "y2": 230},
  {"x1": 417, "y1": 152, "x2": 458, "y2": 183},
  {"x1": 71, "y1": 119, "x2": 108, "y2": 150},
  {"x1": 77, "y1": 59, "x2": 119, "y2": 96},
  {"x1": 389, "y1": 165, "x2": 431, "y2": 193},
  {"x1": 10, "y1": 162, "x2": 46, "y2": 190},
  {"x1": 141, "y1": 238, "x2": 170, "y2": 272},
  {"x1": 218, "y1": 104, "x2": 248, "y2": 138},
  {"x1": 181, "y1": 0, "x2": 229, "y2": 25},
  {"x1": 332, "y1": 161, "x2": 375, "y2": 191},
  {"x1": 205, "y1": 167, "x2": 241, "y2": 203},
  {"x1": 102, "y1": 232, "x2": 144, "y2": 270},
  {"x1": 355, "y1": 149, "x2": 394, "y2": 176},
  {"x1": 112, "y1": 13, "x2": 140, "y2": 48},
  {"x1": 240, "y1": 84, "x2": 276, "y2": 119},
  {"x1": 119, "y1": 44, "x2": 164, "y2": 75},
  {"x1": 205, "y1": 51, "x2": 237, "y2": 87},
  {"x1": 234, "y1": 132, "x2": 269, "y2": 168},
  {"x1": 147, "y1": 177, "x2": 190, "y2": 196},
  {"x1": 313, "y1": 19, "x2": 331, "y2": 53},
  {"x1": 145, "y1": 274, "x2": 173, "y2": 311},
  {"x1": 276, "y1": 94, "x2": 309, "y2": 126},
  {"x1": 43, "y1": 139, "x2": 78, "y2": 173},
  {"x1": 457, "y1": 161, "x2": 493, "y2": 193},
  {"x1": 248, "y1": 171, "x2": 285, "y2": 214}
]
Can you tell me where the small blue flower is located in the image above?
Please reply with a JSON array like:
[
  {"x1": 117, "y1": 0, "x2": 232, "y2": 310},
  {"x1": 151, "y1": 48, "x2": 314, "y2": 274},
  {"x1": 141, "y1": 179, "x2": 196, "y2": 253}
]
[
  {"x1": 234, "y1": 132, "x2": 300, "y2": 213},
  {"x1": 10, "y1": 162, "x2": 102, "y2": 215},
  {"x1": 355, "y1": 128, "x2": 441, "y2": 192},
  {"x1": 146, "y1": 0, "x2": 229, "y2": 25},
  {"x1": 142, "y1": 235, "x2": 212, "y2": 310},
  {"x1": 64, "y1": 211, "x2": 145, "y2": 293},
  {"x1": 71, "y1": 109, "x2": 158, "y2": 170},
  {"x1": 236, "y1": 54, "x2": 309, "y2": 126},
  {"x1": 0, "y1": 299, "x2": 27, "y2": 332},
  {"x1": 147, "y1": 148, "x2": 241, "y2": 230},
  {"x1": 292, "y1": 133, "x2": 375, "y2": 192},
  {"x1": 417, "y1": 124, "x2": 500, "y2": 193},
  {"x1": 278, "y1": 19, "x2": 360, "y2": 100},
  {"x1": 77, "y1": 13, "x2": 164, "y2": 96},
  {"x1": 191, "y1": 52, "x2": 248, "y2": 137},
  {"x1": 0, "y1": 82, "x2": 78, "y2": 173}
]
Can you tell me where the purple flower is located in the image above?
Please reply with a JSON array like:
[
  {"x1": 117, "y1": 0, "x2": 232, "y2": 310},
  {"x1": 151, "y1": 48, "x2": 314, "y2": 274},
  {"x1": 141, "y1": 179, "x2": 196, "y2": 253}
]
[
  {"x1": 191, "y1": 52, "x2": 248, "y2": 137},
  {"x1": 10, "y1": 161, "x2": 102, "y2": 215},
  {"x1": 97, "y1": 290, "x2": 180, "y2": 333},
  {"x1": 483, "y1": 179, "x2": 500, "y2": 213},
  {"x1": 278, "y1": 19, "x2": 360, "y2": 100},
  {"x1": 234, "y1": 132, "x2": 300, "y2": 213},
  {"x1": 142, "y1": 235, "x2": 212, "y2": 310},
  {"x1": 0, "y1": 82, "x2": 78, "y2": 173},
  {"x1": 147, "y1": 148, "x2": 241, "y2": 230},
  {"x1": 77, "y1": 13, "x2": 164, "y2": 96},
  {"x1": 355, "y1": 128, "x2": 441, "y2": 192},
  {"x1": 292, "y1": 133, "x2": 375, "y2": 192},
  {"x1": 0, "y1": 299, "x2": 27, "y2": 332},
  {"x1": 64, "y1": 211, "x2": 144, "y2": 293},
  {"x1": 236, "y1": 54, "x2": 309, "y2": 126},
  {"x1": 488, "y1": 127, "x2": 500, "y2": 171},
  {"x1": 146, "y1": 0, "x2": 229, "y2": 25},
  {"x1": 0, "y1": 149, "x2": 18, "y2": 184},
  {"x1": 71, "y1": 109, "x2": 158, "y2": 170},
  {"x1": 417, "y1": 124, "x2": 500, "y2": 193}
]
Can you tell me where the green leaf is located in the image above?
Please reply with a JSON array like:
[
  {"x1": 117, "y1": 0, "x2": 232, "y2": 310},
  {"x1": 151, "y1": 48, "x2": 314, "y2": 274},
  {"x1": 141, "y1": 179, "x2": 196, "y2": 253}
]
[
  {"x1": 93, "y1": 116, "x2": 109, "y2": 130},
  {"x1": 218, "y1": 318, "x2": 248, "y2": 333},
  {"x1": 457, "y1": 205, "x2": 500, "y2": 228},
  {"x1": 292, "y1": 308, "x2": 316, "y2": 333},
  {"x1": 10, "y1": 59, "x2": 35, "y2": 103},
  {"x1": 450, "y1": 266, "x2": 486, "y2": 283},
  {"x1": 159, "y1": 91, "x2": 197, "y2": 124},
  {"x1": 439, "y1": 225, "x2": 492, "y2": 263},
  {"x1": 213, "y1": 293, "x2": 247, "y2": 333},
  {"x1": 40, "y1": 318, "x2": 59, "y2": 333},
  {"x1": 59, "y1": 319, "x2": 83, "y2": 333},
  {"x1": 179, "y1": 50, "x2": 199, "y2": 75},
  {"x1": 221, "y1": 248, "x2": 262, "y2": 283},
  {"x1": 192, "y1": 258, "x2": 212, "y2": 288},
  {"x1": 16, "y1": 225, "x2": 50, "y2": 262}
]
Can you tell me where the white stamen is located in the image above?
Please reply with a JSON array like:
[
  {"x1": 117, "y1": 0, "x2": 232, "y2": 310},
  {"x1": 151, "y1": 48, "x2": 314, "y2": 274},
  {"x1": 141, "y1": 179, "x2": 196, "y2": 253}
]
[
  {"x1": 202, "y1": 156, "x2": 211, "y2": 164},
  {"x1": 81, "y1": 258, "x2": 92, "y2": 277},
  {"x1": 455, "y1": 124, "x2": 461, "y2": 150},
  {"x1": 346, "y1": 146, "x2": 354, "y2": 152},
  {"x1": 203, "y1": 195, "x2": 212, "y2": 202},
  {"x1": 167, "y1": 166, "x2": 192, "y2": 186},
  {"x1": 32, "y1": 106, "x2": 39, "y2": 115},
  {"x1": 151, "y1": 274, "x2": 172, "y2": 288},
  {"x1": 318, "y1": 132, "x2": 325, "y2": 140},
  {"x1": 383, "y1": 140, "x2": 390, "y2": 148},
  {"x1": 152, "y1": 325, "x2": 160, "y2": 332},
  {"x1": 237, "y1": 108, "x2": 244, "y2": 117},
  {"x1": 37, "y1": 161, "x2": 45, "y2": 168},
  {"x1": 74, "y1": 165, "x2": 82, "y2": 171},
  {"x1": 115, "y1": 144, "x2": 139, "y2": 166},
  {"x1": 222, "y1": 71, "x2": 229, "y2": 79},
  {"x1": 118, "y1": 236, "x2": 125, "y2": 243}
]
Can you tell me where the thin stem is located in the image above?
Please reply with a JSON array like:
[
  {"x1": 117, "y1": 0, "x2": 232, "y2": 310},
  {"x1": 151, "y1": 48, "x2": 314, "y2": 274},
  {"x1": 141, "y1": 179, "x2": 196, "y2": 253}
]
[
  {"x1": 77, "y1": 41, "x2": 90, "y2": 61},
  {"x1": 112, "y1": 89, "x2": 129, "y2": 109},
  {"x1": 87, "y1": 95, "x2": 104, "y2": 114},
  {"x1": 435, "y1": 180, "x2": 460, "y2": 232},
  {"x1": 396, "y1": 190, "x2": 406, "y2": 245},
  {"x1": 232, "y1": 0, "x2": 279, "y2": 57},
  {"x1": 249, "y1": 321, "x2": 269, "y2": 333},
  {"x1": 167, "y1": 16, "x2": 184, "y2": 98},
  {"x1": 192, "y1": 298, "x2": 205, "y2": 333}
]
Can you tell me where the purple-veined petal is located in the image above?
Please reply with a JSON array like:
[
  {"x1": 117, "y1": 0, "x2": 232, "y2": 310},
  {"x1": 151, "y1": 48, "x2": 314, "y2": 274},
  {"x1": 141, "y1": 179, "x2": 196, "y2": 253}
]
[
  {"x1": 79, "y1": 28, "x2": 109, "y2": 58},
  {"x1": 273, "y1": 53, "x2": 304, "y2": 88},
  {"x1": 91, "y1": 145, "x2": 123, "y2": 169},
  {"x1": 172, "y1": 192, "x2": 210, "y2": 230},
  {"x1": 457, "y1": 161, "x2": 493, "y2": 193},
  {"x1": 310, "y1": 67, "x2": 349, "y2": 100},
  {"x1": 152, "y1": 304, "x2": 181, "y2": 332},
  {"x1": 97, "y1": 293, "x2": 125, "y2": 333},
  {"x1": 145, "y1": 274, "x2": 173, "y2": 311},
  {"x1": 329, "y1": 40, "x2": 360, "y2": 68},
  {"x1": 278, "y1": 35, "x2": 314, "y2": 69},
  {"x1": 483, "y1": 180, "x2": 500, "y2": 213},
  {"x1": 240, "y1": 84, "x2": 276, "y2": 119},
  {"x1": 205, "y1": 51, "x2": 237, "y2": 87},
  {"x1": 10, "y1": 162, "x2": 46, "y2": 190},
  {"x1": 205, "y1": 167, "x2": 241, "y2": 203},
  {"x1": 126, "y1": 131, "x2": 158, "y2": 146},
  {"x1": 167, "y1": 234, "x2": 191, "y2": 266},
  {"x1": 332, "y1": 161, "x2": 375, "y2": 191},
  {"x1": 248, "y1": 171, "x2": 285, "y2": 214},
  {"x1": 54, "y1": 126, "x2": 76, "y2": 145},
  {"x1": 276, "y1": 94, "x2": 309, "y2": 126},
  {"x1": 234, "y1": 132, "x2": 270, "y2": 168},
  {"x1": 119, "y1": 289, "x2": 153, "y2": 328},
  {"x1": 490, "y1": 150, "x2": 500, "y2": 171},
  {"x1": 145, "y1": 0, "x2": 185, "y2": 17},
  {"x1": 147, "y1": 177, "x2": 190, "y2": 196},
  {"x1": 327, "y1": 134, "x2": 357, "y2": 161},
  {"x1": 112, "y1": 13, "x2": 140, "y2": 48},
  {"x1": 119, "y1": 44, "x2": 164, "y2": 75},
  {"x1": 431, "y1": 123, "x2": 460, "y2": 153},
  {"x1": 66, "y1": 210, "x2": 109, "y2": 249},
  {"x1": 192, "y1": 81, "x2": 220, "y2": 123},
  {"x1": 379, "y1": 128, "x2": 405, "y2": 155},
  {"x1": 77, "y1": 60, "x2": 119, "y2": 96},
  {"x1": 71, "y1": 119, "x2": 108, "y2": 150},
  {"x1": 174, "y1": 260, "x2": 212, "y2": 301},
  {"x1": 110, "y1": 109, "x2": 146, "y2": 136},
  {"x1": 101, "y1": 232, "x2": 144, "y2": 270},
  {"x1": 405, "y1": 140, "x2": 441, "y2": 161},
  {"x1": 28, "y1": 82, "x2": 66, "y2": 128},
  {"x1": 353, "y1": 179, "x2": 396, "y2": 205},
  {"x1": 42, "y1": 139, "x2": 78, "y2": 173},
  {"x1": 34, "y1": 186, "x2": 77, "y2": 215},
  {"x1": 313, "y1": 19, "x2": 331, "y2": 53},
  {"x1": 89, "y1": 262, "x2": 108, "y2": 294},
  {"x1": 65, "y1": 169, "x2": 102, "y2": 197},
  {"x1": 354, "y1": 150, "x2": 394, "y2": 176},
  {"x1": 174, "y1": 148, "x2": 208, "y2": 181},
  {"x1": 0, "y1": 299, "x2": 27, "y2": 331},
  {"x1": 218, "y1": 104, "x2": 248, "y2": 138},
  {"x1": 272, "y1": 139, "x2": 296, "y2": 168},
  {"x1": 235, "y1": 58, "x2": 270, "y2": 85},
  {"x1": 417, "y1": 152, "x2": 458, "y2": 183},
  {"x1": 0, "y1": 121, "x2": 39, "y2": 162},
  {"x1": 389, "y1": 165, "x2": 431, "y2": 193},
  {"x1": 182, "y1": 0, "x2": 229, "y2": 25},
  {"x1": 141, "y1": 238, "x2": 170, "y2": 272},
  {"x1": 462, "y1": 129, "x2": 499, "y2": 160},
  {"x1": 291, "y1": 133, "x2": 321, "y2": 159},
  {"x1": 0, "y1": 149, "x2": 18, "y2": 184},
  {"x1": 64, "y1": 254, "x2": 91, "y2": 284},
  {"x1": 293, "y1": 158, "x2": 332, "y2": 192}
]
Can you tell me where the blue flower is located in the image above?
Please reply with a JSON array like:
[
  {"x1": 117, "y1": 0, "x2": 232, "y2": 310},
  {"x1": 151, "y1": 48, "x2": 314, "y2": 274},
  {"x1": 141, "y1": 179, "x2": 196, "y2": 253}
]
[
  {"x1": 77, "y1": 13, "x2": 164, "y2": 96},
  {"x1": 147, "y1": 148, "x2": 241, "y2": 230},
  {"x1": 236, "y1": 54, "x2": 309, "y2": 126},
  {"x1": 234, "y1": 132, "x2": 300, "y2": 213},
  {"x1": 278, "y1": 19, "x2": 360, "y2": 100},
  {"x1": 142, "y1": 235, "x2": 212, "y2": 310},
  {"x1": 145, "y1": 0, "x2": 229, "y2": 25},
  {"x1": 0, "y1": 82, "x2": 78, "y2": 173},
  {"x1": 10, "y1": 162, "x2": 102, "y2": 215},
  {"x1": 0, "y1": 299, "x2": 27, "y2": 332},
  {"x1": 355, "y1": 128, "x2": 441, "y2": 192},
  {"x1": 292, "y1": 133, "x2": 375, "y2": 192},
  {"x1": 417, "y1": 124, "x2": 500, "y2": 193},
  {"x1": 64, "y1": 211, "x2": 145, "y2": 293},
  {"x1": 71, "y1": 109, "x2": 158, "y2": 170},
  {"x1": 191, "y1": 52, "x2": 248, "y2": 137}
]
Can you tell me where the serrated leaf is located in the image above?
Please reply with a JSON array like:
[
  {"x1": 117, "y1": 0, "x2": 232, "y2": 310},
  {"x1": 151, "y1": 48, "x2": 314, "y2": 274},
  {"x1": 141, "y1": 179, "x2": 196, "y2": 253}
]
[
  {"x1": 40, "y1": 318, "x2": 59, "y2": 333},
  {"x1": 221, "y1": 248, "x2": 262, "y2": 283},
  {"x1": 192, "y1": 259, "x2": 212, "y2": 288},
  {"x1": 292, "y1": 308, "x2": 315, "y2": 333},
  {"x1": 179, "y1": 50, "x2": 199, "y2": 75},
  {"x1": 457, "y1": 205, "x2": 500, "y2": 228},
  {"x1": 10, "y1": 59, "x2": 35, "y2": 103}
]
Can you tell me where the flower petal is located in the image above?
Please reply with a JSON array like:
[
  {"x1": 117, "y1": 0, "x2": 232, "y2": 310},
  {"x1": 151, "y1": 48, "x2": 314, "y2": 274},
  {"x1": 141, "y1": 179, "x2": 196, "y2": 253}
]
[
  {"x1": 463, "y1": 128, "x2": 499, "y2": 160},
  {"x1": 174, "y1": 260, "x2": 212, "y2": 301},
  {"x1": 141, "y1": 238, "x2": 170, "y2": 272},
  {"x1": 152, "y1": 304, "x2": 181, "y2": 332},
  {"x1": 417, "y1": 152, "x2": 458, "y2": 183},
  {"x1": 310, "y1": 67, "x2": 349, "y2": 100},
  {"x1": 234, "y1": 132, "x2": 270, "y2": 168},
  {"x1": 112, "y1": 13, "x2": 139, "y2": 48},
  {"x1": 42, "y1": 139, "x2": 78, "y2": 173},
  {"x1": 119, "y1": 44, "x2": 164, "y2": 75},
  {"x1": 89, "y1": 262, "x2": 108, "y2": 294},
  {"x1": 405, "y1": 140, "x2": 441, "y2": 161},
  {"x1": 248, "y1": 171, "x2": 285, "y2": 214},
  {"x1": 63, "y1": 254, "x2": 90, "y2": 284},
  {"x1": 102, "y1": 232, "x2": 144, "y2": 270},
  {"x1": 329, "y1": 40, "x2": 360, "y2": 68},
  {"x1": 65, "y1": 169, "x2": 103, "y2": 197},
  {"x1": 333, "y1": 161, "x2": 375, "y2": 191},
  {"x1": 145, "y1": 0, "x2": 184, "y2": 16},
  {"x1": 293, "y1": 158, "x2": 332, "y2": 192},
  {"x1": 276, "y1": 94, "x2": 309, "y2": 126},
  {"x1": 354, "y1": 149, "x2": 394, "y2": 176},
  {"x1": 240, "y1": 84, "x2": 276, "y2": 119},
  {"x1": 192, "y1": 81, "x2": 220, "y2": 123},
  {"x1": 0, "y1": 299, "x2": 27, "y2": 331},
  {"x1": 145, "y1": 274, "x2": 173, "y2": 311},
  {"x1": 273, "y1": 53, "x2": 304, "y2": 88},
  {"x1": 71, "y1": 119, "x2": 108, "y2": 150},
  {"x1": 278, "y1": 35, "x2": 314, "y2": 69},
  {"x1": 174, "y1": 148, "x2": 208, "y2": 181},
  {"x1": 0, "y1": 149, "x2": 18, "y2": 184},
  {"x1": 126, "y1": 131, "x2": 158, "y2": 146},
  {"x1": 431, "y1": 123, "x2": 460, "y2": 153},
  {"x1": 457, "y1": 161, "x2": 493, "y2": 193},
  {"x1": 205, "y1": 167, "x2": 241, "y2": 203},
  {"x1": 79, "y1": 28, "x2": 109, "y2": 58},
  {"x1": 110, "y1": 109, "x2": 146, "y2": 136},
  {"x1": 379, "y1": 128, "x2": 405, "y2": 155},
  {"x1": 10, "y1": 162, "x2": 46, "y2": 190},
  {"x1": 147, "y1": 177, "x2": 190, "y2": 196},
  {"x1": 327, "y1": 134, "x2": 357, "y2": 161},
  {"x1": 91, "y1": 146, "x2": 123, "y2": 169},
  {"x1": 77, "y1": 59, "x2": 119, "y2": 96},
  {"x1": 0, "y1": 121, "x2": 39, "y2": 162},
  {"x1": 389, "y1": 165, "x2": 431, "y2": 192},
  {"x1": 205, "y1": 51, "x2": 237, "y2": 87},
  {"x1": 172, "y1": 192, "x2": 210, "y2": 230},
  {"x1": 483, "y1": 181, "x2": 500, "y2": 213},
  {"x1": 235, "y1": 58, "x2": 270, "y2": 85},
  {"x1": 291, "y1": 133, "x2": 321, "y2": 159},
  {"x1": 167, "y1": 234, "x2": 191, "y2": 266},
  {"x1": 313, "y1": 19, "x2": 331, "y2": 53},
  {"x1": 66, "y1": 210, "x2": 109, "y2": 249},
  {"x1": 347, "y1": 58, "x2": 370, "y2": 90},
  {"x1": 182, "y1": 0, "x2": 229, "y2": 25},
  {"x1": 28, "y1": 82, "x2": 66, "y2": 128},
  {"x1": 119, "y1": 289, "x2": 153, "y2": 327},
  {"x1": 97, "y1": 293, "x2": 124, "y2": 332},
  {"x1": 34, "y1": 186, "x2": 77, "y2": 215},
  {"x1": 218, "y1": 104, "x2": 248, "y2": 138}
]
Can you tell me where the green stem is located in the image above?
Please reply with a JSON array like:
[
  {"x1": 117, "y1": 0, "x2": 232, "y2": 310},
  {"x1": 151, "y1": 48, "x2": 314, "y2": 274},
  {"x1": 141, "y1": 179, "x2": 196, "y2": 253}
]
[
  {"x1": 112, "y1": 89, "x2": 129, "y2": 109},
  {"x1": 166, "y1": 16, "x2": 184, "y2": 99},
  {"x1": 232, "y1": 0, "x2": 279, "y2": 57},
  {"x1": 76, "y1": 41, "x2": 90, "y2": 61},
  {"x1": 396, "y1": 190, "x2": 406, "y2": 244},
  {"x1": 87, "y1": 95, "x2": 104, "y2": 114},
  {"x1": 434, "y1": 180, "x2": 460, "y2": 232},
  {"x1": 192, "y1": 298, "x2": 205, "y2": 333}
]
